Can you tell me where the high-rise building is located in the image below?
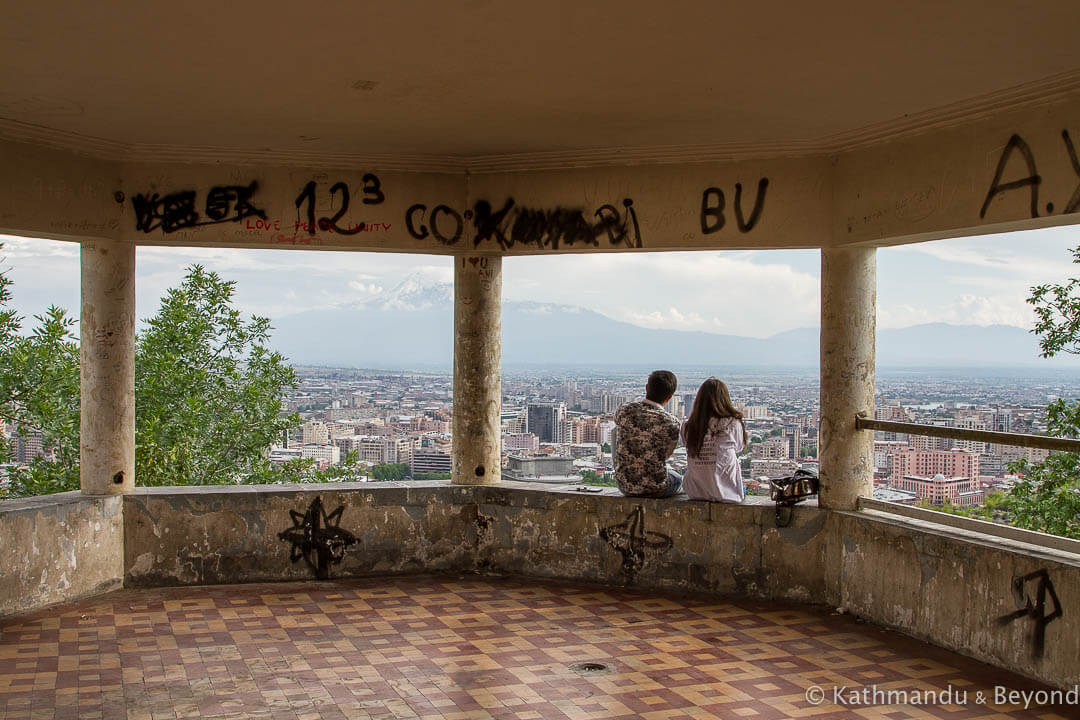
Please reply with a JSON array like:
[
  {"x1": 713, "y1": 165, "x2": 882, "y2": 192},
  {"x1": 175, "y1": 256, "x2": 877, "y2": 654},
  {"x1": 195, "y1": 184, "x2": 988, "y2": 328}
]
[
  {"x1": 992, "y1": 409, "x2": 1013, "y2": 433},
  {"x1": 302, "y1": 420, "x2": 329, "y2": 445},
  {"x1": 663, "y1": 395, "x2": 682, "y2": 418},
  {"x1": 527, "y1": 402, "x2": 566, "y2": 443},
  {"x1": 953, "y1": 419, "x2": 989, "y2": 453},
  {"x1": 784, "y1": 425, "x2": 802, "y2": 458},
  {"x1": 301, "y1": 443, "x2": 340, "y2": 467},
  {"x1": 11, "y1": 430, "x2": 46, "y2": 465},
  {"x1": 411, "y1": 449, "x2": 452, "y2": 475}
]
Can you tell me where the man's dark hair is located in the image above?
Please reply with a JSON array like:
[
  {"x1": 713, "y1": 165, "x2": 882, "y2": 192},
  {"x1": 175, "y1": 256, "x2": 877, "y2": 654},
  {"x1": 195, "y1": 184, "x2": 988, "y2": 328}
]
[{"x1": 645, "y1": 370, "x2": 678, "y2": 403}]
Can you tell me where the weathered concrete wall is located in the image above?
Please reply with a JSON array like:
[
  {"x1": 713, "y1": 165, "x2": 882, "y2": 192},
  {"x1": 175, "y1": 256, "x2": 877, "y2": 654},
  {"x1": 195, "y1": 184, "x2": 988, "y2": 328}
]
[
  {"x1": 473, "y1": 485, "x2": 832, "y2": 603},
  {"x1": 835, "y1": 510, "x2": 1080, "y2": 689},
  {"x1": 122, "y1": 484, "x2": 483, "y2": 586},
  {"x1": 0, "y1": 492, "x2": 123, "y2": 617},
  {"x1": 122, "y1": 483, "x2": 831, "y2": 602}
]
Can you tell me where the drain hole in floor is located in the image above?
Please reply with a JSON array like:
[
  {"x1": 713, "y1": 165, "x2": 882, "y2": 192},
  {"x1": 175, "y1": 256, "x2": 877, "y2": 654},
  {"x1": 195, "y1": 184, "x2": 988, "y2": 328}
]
[{"x1": 569, "y1": 661, "x2": 613, "y2": 675}]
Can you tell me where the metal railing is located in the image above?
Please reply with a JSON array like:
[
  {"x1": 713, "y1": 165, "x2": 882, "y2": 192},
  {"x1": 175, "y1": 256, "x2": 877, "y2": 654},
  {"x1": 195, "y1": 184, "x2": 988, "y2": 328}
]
[{"x1": 854, "y1": 416, "x2": 1080, "y2": 453}]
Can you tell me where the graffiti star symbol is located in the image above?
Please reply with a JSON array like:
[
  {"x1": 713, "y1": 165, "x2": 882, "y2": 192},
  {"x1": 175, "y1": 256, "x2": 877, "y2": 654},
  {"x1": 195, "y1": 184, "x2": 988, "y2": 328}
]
[
  {"x1": 278, "y1": 496, "x2": 358, "y2": 580},
  {"x1": 600, "y1": 505, "x2": 673, "y2": 580}
]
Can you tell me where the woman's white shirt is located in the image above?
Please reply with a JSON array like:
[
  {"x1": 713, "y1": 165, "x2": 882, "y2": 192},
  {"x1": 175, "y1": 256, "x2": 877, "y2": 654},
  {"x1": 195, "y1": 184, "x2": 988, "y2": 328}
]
[{"x1": 680, "y1": 416, "x2": 746, "y2": 503}]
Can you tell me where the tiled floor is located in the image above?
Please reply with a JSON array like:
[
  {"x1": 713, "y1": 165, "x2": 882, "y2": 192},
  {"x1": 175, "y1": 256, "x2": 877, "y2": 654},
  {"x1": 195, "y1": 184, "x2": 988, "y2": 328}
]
[{"x1": 0, "y1": 576, "x2": 1072, "y2": 720}]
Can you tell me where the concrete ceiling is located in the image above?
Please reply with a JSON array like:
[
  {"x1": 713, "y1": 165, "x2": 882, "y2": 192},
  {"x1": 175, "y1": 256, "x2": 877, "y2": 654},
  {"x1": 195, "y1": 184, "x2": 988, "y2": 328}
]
[{"x1": 3, "y1": 1, "x2": 1080, "y2": 164}]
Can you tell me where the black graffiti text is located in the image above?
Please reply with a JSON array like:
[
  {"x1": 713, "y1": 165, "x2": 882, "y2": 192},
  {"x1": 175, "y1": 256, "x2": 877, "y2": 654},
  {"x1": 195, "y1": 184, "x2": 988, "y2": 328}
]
[
  {"x1": 294, "y1": 175, "x2": 385, "y2": 236},
  {"x1": 700, "y1": 178, "x2": 769, "y2": 235},
  {"x1": 133, "y1": 181, "x2": 266, "y2": 234},
  {"x1": 406, "y1": 197, "x2": 642, "y2": 250},
  {"x1": 981, "y1": 129, "x2": 1080, "y2": 220}
]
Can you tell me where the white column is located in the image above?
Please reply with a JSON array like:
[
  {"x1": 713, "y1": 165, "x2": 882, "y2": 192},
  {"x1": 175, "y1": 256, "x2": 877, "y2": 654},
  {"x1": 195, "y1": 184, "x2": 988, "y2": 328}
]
[
  {"x1": 819, "y1": 247, "x2": 876, "y2": 510},
  {"x1": 80, "y1": 239, "x2": 135, "y2": 494},
  {"x1": 452, "y1": 256, "x2": 501, "y2": 485}
]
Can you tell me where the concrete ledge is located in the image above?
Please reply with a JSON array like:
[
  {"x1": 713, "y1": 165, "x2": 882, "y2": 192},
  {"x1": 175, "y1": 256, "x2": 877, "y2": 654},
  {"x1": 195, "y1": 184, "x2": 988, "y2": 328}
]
[
  {"x1": 0, "y1": 492, "x2": 124, "y2": 617},
  {"x1": 860, "y1": 497, "x2": 1080, "y2": 555}
]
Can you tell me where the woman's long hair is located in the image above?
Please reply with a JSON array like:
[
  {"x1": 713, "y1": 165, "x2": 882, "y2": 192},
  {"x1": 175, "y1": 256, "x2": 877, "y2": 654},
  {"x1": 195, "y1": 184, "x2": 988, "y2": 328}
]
[{"x1": 684, "y1": 377, "x2": 746, "y2": 458}]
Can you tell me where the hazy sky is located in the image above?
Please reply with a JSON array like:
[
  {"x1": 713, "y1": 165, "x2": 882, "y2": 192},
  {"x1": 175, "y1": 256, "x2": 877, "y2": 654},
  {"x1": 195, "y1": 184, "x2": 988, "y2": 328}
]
[{"x1": 1, "y1": 226, "x2": 1078, "y2": 339}]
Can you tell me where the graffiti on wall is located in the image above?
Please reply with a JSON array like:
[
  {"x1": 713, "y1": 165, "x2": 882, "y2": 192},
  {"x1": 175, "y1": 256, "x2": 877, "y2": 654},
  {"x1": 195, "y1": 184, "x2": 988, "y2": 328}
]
[
  {"x1": 600, "y1": 505, "x2": 672, "y2": 582},
  {"x1": 294, "y1": 176, "x2": 385, "y2": 235},
  {"x1": 996, "y1": 568, "x2": 1062, "y2": 659},
  {"x1": 130, "y1": 176, "x2": 387, "y2": 237},
  {"x1": 406, "y1": 197, "x2": 643, "y2": 250},
  {"x1": 700, "y1": 178, "x2": 769, "y2": 235},
  {"x1": 132, "y1": 181, "x2": 267, "y2": 233},
  {"x1": 129, "y1": 176, "x2": 777, "y2": 247},
  {"x1": 277, "y1": 496, "x2": 358, "y2": 580},
  {"x1": 981, "y1": 130, "x2": 1080, "y2": 220}
]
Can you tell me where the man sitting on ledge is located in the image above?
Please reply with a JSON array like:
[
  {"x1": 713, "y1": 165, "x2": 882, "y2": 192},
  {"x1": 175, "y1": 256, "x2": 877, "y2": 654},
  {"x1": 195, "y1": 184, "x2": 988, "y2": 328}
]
[{"x1": 614, "y1": 370, "x2": 683, "y2": 498}]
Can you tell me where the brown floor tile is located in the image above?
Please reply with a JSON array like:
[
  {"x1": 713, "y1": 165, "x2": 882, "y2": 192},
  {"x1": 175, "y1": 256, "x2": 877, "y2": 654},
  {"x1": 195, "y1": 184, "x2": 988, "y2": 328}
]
[{"x1": 1, "y1": 577, "x2": 1074, "y2": 720}]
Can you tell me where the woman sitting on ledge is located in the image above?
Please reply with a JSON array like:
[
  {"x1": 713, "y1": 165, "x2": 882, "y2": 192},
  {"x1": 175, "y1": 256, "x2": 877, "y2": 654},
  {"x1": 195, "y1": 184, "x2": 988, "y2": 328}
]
[{"x1": 681, "y1": 377, "x2": 747, "y2": 503}]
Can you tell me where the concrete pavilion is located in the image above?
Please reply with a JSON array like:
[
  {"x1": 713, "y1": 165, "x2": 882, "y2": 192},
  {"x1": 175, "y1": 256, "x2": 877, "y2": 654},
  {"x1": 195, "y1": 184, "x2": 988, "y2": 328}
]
[{"x1": 2, "y1": 1, "x2": 1080, "y2": 709}]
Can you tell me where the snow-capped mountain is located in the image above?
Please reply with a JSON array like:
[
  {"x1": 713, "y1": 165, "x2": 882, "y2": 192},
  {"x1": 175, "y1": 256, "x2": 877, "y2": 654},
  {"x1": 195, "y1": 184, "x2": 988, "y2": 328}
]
[
  {"x1": 269, "y1": 275, "x2": 1080, "y2": 370},
  {"x1": 355, "y1": 274, "x2": 452, "y2": 312}
]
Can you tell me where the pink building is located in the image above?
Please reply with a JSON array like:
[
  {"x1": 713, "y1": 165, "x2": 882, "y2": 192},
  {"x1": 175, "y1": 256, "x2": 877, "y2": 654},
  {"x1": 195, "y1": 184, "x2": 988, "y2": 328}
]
[
  {"x1": 503, "y1": 432, "x2": 540, "y2": 452},
  {"x1": 890, "y1": 448, "x2": 979, "y2": 485},
  {"x1": 893, "y1": 473, "x2": 985, "y2": 507}
]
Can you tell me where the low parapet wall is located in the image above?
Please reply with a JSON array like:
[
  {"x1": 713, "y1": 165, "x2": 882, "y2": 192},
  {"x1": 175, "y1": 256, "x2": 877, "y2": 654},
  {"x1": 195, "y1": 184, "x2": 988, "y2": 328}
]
[
  {"x1": 120, "y1": 483, "x2": 833, "y2": 602},
  {"x1": 0, "y1": 492, "x2": 124, "y2": 617},
  {"x1": 2, "y1": 481, "x2": 1076, "y2": 690},
  {"x1": 121, "y1": 482, "x2": 1080, "y2": 690}
]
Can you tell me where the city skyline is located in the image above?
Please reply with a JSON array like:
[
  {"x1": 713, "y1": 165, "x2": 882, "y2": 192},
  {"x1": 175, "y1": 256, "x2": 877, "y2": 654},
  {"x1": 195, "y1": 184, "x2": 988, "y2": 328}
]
[{"x1": 2, "y1": 225, "x2": 1079, "y2": 341}]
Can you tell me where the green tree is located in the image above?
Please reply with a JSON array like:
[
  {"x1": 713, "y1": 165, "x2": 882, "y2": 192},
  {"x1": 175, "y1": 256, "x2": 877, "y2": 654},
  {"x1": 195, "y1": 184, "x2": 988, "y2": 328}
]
[
  {"x1": 413, "y1": 471, "x2": 451, "y2": 481},
  {"x1": 579, "y1": 468, "x2": 615, "y2": 487},
  {"x1": 372, "y1": 462, "x2": 410, "y2": 481},
  {"x1": 1002, "y1": 249, "x2": 1080, "y2": 538},
  {"x1": 135, "y1": 265, "x2": 299, "y2": 487},
  {"x1": 0, "y1": 247, "x2": 81, "y2": 497}
]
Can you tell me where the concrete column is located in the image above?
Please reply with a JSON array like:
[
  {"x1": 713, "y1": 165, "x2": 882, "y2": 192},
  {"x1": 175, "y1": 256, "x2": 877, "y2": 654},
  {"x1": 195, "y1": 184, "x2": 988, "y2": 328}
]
[
  {"x1": 80, "y1": 239, "x2": 135, "y2": 494},
  {"x1": 452, "y1": 256, "x2": 501, "y2": 485},
  {"x1": 819, "y1": 247, "x2": 876, "y2": 510}
]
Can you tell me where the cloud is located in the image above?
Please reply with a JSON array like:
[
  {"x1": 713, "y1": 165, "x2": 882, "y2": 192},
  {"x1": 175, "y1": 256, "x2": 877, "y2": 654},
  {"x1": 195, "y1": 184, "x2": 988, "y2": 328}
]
[
  {"x1": 504, "y1": 251, "x2": 820, "y2": 337},
  {"x1": 885, "y1": 227, "x2": 1078, "y2": 284},
  {"x1": 877, "y1": 293, "x2": 1034, "y2": 330},
  {"x1": 348, "y1": 281, "x2": 383, "y2": 294}
]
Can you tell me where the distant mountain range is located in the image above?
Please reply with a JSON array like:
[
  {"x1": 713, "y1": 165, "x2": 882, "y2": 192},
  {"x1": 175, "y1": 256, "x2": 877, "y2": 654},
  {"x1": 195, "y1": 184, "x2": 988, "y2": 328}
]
[{"x1": 269, "y1": 275, "x2": 1080, "y2": 369}]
